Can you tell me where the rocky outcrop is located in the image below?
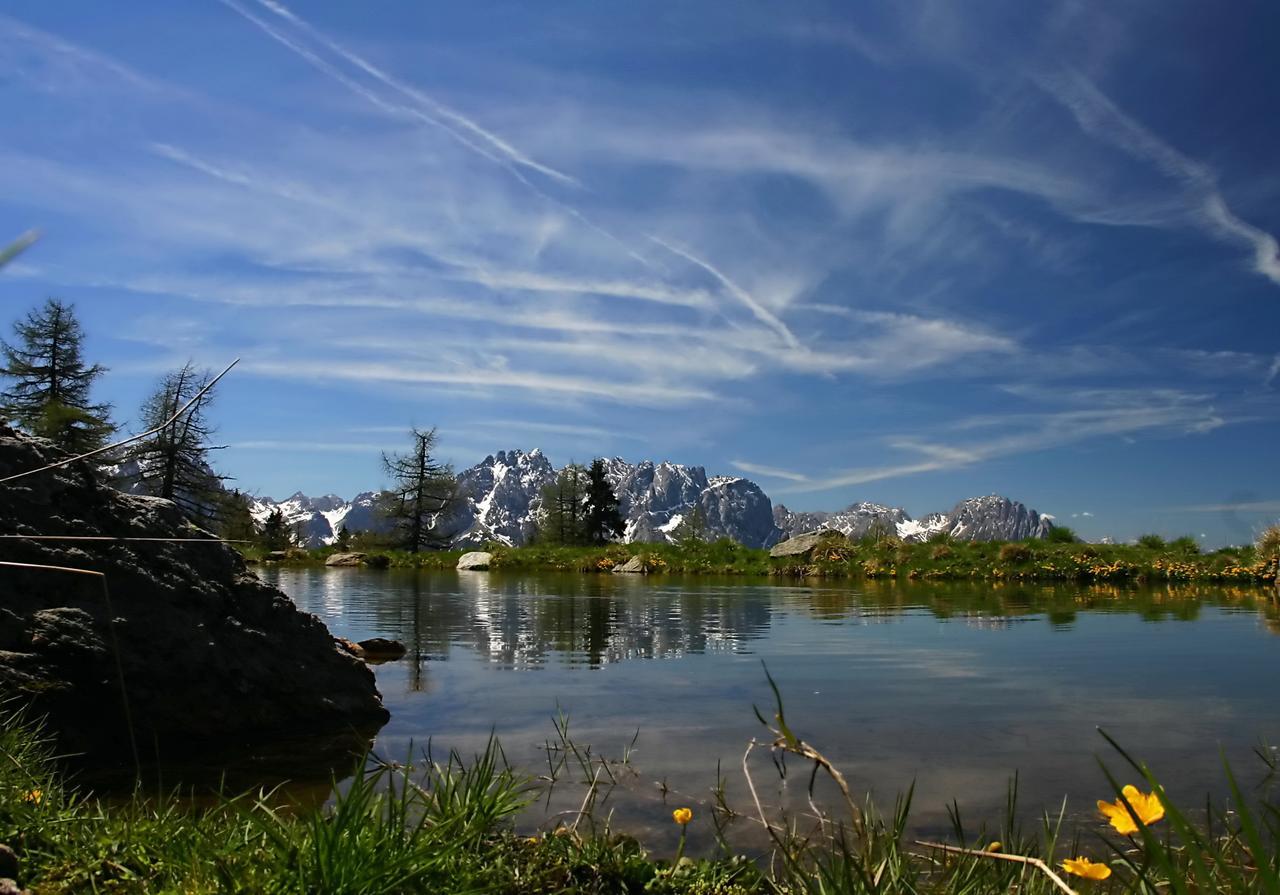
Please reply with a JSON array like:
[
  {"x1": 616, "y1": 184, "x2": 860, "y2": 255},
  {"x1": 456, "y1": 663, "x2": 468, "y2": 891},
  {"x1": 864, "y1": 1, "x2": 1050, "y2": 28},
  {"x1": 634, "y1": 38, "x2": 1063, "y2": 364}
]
[
  {"x1": 0, "y1": 424, "x2": 389, "y2": 783},
  {"x1": 456, "y1": 551, "x2": 493, "y2": 571},
  {"x1": 612, "y1": 555, "x2": 647, "y2": 574}
]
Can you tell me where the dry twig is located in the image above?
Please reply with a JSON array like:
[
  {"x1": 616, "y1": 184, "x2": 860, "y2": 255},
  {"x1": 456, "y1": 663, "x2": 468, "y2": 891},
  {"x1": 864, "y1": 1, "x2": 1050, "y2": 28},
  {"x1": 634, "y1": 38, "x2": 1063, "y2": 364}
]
[{"x1": 916, "y1": 841, "x2": 1079, "y2": 895}]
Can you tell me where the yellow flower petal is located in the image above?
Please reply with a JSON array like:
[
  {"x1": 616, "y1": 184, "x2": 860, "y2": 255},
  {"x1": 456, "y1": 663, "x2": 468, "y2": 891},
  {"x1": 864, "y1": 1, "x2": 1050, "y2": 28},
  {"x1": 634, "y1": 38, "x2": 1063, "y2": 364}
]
[
  {"x1": 1098, "y1": 785, "x2": 1163, "y2": 834},
  {"x1": 1062, "y1": 857, "x2": 1112, "y2": 880},
  {"x1": 1122, "y1": 785, "x2": 1165, "y2": 826},
  {"x1": 672, "y1": 807, "x2": 693, "y2": 825},
  {"x1": 1097, "y1": 796, "x2": 1138, "y2": 834}
]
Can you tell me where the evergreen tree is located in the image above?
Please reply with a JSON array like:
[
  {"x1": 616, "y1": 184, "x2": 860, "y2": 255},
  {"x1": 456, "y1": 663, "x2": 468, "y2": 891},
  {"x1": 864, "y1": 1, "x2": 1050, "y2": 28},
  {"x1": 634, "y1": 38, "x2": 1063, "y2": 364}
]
[
  {"x1": 380, "y1": 427, "x2": 456, "y2": 553},
  {"x1": 672, "y1": 504, "x2": 709, "y2": 545},
  {"x1": 582, "y1": 458, "x2": 624, "y2": 545},
  {"x1": 0, "y1": 298, "x2": 113, "y2": 453},
  {"x1": 536, "y1": 464, "x2": 589, "y2": 546},
  {"x1": 260, "y1": 507, "x2": 292, "y2": 552},
  {"x1": 124, "y1": 362, "x2": 226, "y2": 526},
  {"x1": 335, "y1": 525, "x2": 352, "y2": 551},
  {"x1": 217, "y1": 489, "x2": 259, "y2": 544}
]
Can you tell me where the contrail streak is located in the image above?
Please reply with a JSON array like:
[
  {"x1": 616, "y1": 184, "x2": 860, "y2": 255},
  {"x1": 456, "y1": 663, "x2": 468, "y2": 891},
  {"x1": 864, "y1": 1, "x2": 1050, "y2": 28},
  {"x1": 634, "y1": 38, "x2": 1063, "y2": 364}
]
[
  {"x1": 650, "y1": 236, "x2": 801, "y2": 349},
  {"x1": 254, "y1": 0, "x2": 578, "y2": 187}
]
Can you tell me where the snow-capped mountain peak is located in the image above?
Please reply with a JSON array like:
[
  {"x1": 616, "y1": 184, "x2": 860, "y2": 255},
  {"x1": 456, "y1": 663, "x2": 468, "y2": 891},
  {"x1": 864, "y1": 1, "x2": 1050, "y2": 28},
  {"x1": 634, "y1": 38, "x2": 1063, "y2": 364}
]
[{"x1": 249, "y1": 451, "x2": 1055, "y2": 549}]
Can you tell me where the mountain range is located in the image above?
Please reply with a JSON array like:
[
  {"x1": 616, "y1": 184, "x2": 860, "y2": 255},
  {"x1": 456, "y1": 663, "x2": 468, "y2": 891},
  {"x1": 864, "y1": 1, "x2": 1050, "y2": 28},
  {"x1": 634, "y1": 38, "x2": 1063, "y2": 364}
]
[{"x1": 248, "y1": 449, "x2": 1056, "y2": 549}]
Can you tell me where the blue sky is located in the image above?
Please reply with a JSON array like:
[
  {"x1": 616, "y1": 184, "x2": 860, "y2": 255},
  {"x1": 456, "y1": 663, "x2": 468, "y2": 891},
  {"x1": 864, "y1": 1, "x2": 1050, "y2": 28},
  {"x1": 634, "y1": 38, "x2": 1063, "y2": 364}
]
[{"x1": 2, "y1": 1, "x2": 1278, "y2": 545}]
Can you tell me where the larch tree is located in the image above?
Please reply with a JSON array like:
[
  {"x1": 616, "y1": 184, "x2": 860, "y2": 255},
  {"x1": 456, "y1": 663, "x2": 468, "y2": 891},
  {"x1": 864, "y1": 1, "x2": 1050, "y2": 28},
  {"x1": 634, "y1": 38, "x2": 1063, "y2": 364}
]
[
  {"x1": 536, "y1": 463, "x2": 589, "y2": 546},
  {"x1": 582, "y1": 458, "x2": 624, "y2": 545},
  {"x1": 0, "y1": 298, "x2": 114, "y2": 453},
  {"x1": 380, "y1": 427, "x2": 456, "y2": 553},
  {"x1": 672, "y1": 504, "x2": 709, "y2": 546},
  {"x1": 125, "y1": 362, "x2": 226, "y2": 526}
]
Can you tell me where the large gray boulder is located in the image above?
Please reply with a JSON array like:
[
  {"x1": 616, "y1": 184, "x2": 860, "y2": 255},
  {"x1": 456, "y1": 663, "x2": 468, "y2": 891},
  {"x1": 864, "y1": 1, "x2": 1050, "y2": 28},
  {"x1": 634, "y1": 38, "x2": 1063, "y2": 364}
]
[
  {"x1": 325, "y1": 552, "x2": 367, "y2": 567},
  {"x1": 456, "y1": 551, "x2": 493, "y2": 571},
  {"x1": 769, "y1": 530, "x2": 847, "y2": 558},
  {"x1": 0, "y1": 424, "x2": 388, "y2": 784}
]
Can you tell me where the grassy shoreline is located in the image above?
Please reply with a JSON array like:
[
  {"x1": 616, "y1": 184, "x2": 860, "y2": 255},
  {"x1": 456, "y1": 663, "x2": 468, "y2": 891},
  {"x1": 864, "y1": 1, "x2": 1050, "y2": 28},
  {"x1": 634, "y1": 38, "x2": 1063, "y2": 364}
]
[
  {"x1": 249, "y1": 536, "x2": 1280, "y2": 586},
  {"x1": 5, "y1": 700, "x2": 1280, "y2": 893}
]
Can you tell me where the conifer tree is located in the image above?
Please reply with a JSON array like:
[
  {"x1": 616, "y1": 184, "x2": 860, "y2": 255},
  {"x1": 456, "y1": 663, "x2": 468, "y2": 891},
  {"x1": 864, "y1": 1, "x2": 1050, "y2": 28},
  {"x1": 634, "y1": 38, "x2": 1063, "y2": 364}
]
[
  {"x1": 380, "y1": 427, "x2": 456, "y2": 553},
  {"x1": 260, "y1": 507, "x2": 292, "y2": 552},
  {"x1": 124, "y1": 362, "x2": 226, "y2": 525},
  {"x1": 582, "y1": 458, "x2": 624, "y2": 545},
  {"x1": 217, "y1": 489, "x2": 259, "y2": 544},
  {"x1": 0, "y1": 298, "x2": 113, "y2": 453},
  {"x1": 536, "y1": 463, "x2": 589, "y2": 546}
]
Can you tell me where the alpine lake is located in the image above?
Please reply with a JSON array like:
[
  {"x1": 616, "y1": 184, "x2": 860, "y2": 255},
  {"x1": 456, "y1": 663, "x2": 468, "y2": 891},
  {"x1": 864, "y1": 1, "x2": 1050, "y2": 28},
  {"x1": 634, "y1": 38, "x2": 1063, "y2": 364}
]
[{"x1": 261, "y1": 567, "x2": 1280, "y2": 853}]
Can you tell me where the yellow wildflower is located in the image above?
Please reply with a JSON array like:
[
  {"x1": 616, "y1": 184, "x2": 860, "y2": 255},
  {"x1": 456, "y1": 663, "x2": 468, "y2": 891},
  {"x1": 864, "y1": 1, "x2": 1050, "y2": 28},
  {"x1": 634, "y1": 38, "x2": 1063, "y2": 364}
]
[
  {"x1": 1061, "y1": 856, "x2": 1111, "y2": 880},
  {"x1": 672, "y1": 807, "x2": 692, "y2": 825},
  {"x1": 22, "y1": 788, "x2": 42, "y2": 804},
  {"x1": 1097, "y1": 784, "x2": 1164, "y2": 835}
]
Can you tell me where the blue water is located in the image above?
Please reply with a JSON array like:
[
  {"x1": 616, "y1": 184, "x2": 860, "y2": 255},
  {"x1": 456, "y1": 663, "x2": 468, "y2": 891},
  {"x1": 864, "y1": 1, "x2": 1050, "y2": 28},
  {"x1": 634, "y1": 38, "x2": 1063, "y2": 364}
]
[{"x1": 262, "y1": 568, "x2": 1280, "y2": 845}]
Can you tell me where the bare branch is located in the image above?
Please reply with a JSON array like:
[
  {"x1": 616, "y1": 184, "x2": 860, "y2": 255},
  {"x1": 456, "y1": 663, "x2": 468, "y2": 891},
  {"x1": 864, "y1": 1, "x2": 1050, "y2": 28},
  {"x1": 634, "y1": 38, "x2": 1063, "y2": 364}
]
[{"x1": 0, "y1": 357, "x2": 239, "y2": 485}]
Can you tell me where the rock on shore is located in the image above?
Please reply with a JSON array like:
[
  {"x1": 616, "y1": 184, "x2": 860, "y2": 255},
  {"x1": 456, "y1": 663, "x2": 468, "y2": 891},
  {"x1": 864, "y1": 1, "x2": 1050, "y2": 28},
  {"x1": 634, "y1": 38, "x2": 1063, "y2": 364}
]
[{"x1": 0, "y1": 424, "x2": 389, "y2": 782}]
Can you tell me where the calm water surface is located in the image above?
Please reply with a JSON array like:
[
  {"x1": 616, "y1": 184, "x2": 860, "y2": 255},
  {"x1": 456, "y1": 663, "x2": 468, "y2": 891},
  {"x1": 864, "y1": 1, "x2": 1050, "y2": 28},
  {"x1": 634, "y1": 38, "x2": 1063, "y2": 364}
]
[{"x1": 262, "y1": 569, "x2": 1280, "y2": 844}]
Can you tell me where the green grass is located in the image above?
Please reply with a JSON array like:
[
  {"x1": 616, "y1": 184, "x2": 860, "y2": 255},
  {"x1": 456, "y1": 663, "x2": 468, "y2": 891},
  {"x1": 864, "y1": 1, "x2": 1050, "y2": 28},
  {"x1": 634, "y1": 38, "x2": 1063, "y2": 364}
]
[
  {"x1": 5, "y1": 695, "x2": 1280, "y2": 894},
  {"x1": 257, "y1": 536, "x2": 1279, "y2": 586}
]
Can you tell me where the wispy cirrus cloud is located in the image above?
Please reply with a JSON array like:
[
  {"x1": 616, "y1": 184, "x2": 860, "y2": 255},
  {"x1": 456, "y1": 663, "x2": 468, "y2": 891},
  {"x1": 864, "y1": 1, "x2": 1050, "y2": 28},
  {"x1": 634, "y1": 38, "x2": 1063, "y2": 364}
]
[
  {"x1": 1174, "y1": 499, "x2": 1280, "y2": 514},
  {"x1": 771, "y1": 388, "x2": 1232, "y2": 494},
  {"x1": 1041, "y1": 69, "x2": 1280, "y2": 287}
]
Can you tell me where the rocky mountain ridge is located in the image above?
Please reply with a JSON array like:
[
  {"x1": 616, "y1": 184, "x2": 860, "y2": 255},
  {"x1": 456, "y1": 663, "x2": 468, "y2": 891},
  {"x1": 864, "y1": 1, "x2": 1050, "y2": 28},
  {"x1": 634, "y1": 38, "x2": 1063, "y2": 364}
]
[
  {"x1": 772, "y1": 494, "x2": 1055, "y2": 543},
  {"x1": 250, "y1": 449, "x2": 1055, "y2": 549}
]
